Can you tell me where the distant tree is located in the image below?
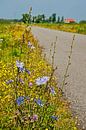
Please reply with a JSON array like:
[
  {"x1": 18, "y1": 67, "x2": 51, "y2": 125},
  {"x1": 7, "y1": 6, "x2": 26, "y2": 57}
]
[
  {"x1": 61, "y1": 16, "x2": 64, "y2": 23},
  {"x1": 79, "y1": 20, "x2": 86, "y2": 24},
  {"x1": 35, "y1": 15, "x2": 42, "y2": 23},
  {"x1": 32, "y1": 16, "x2": 35, "y2": 23},
  {"x1": 48, "y1": 16, "x2": 52, "y2": 23},
  {"x1": 57, "y1": 16, "x2": 60, "y2": 23},
  {"x1": 52, "y1": 13, "x2": 56, "y2": 23},
  {"x1": 41, "y1": 14, "x2": 45, "y2": 22},
  {"x1": 22, "y1": 7, "x2": 32, "y2": 23},
  {"x1": 48, "y1": 13, "x2": 56, "y2": 23},
  {"x1": 22, "y1": 13, "x2": 29, "y2": 23},
  {"x1": 33, "y1": 14, "x2": 46, "y2": 23}
]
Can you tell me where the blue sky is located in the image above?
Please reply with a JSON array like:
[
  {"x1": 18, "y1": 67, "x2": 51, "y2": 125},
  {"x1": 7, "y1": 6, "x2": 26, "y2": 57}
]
[{"x1": 0, "y1": 0, "x2": 86, "y2": 21}]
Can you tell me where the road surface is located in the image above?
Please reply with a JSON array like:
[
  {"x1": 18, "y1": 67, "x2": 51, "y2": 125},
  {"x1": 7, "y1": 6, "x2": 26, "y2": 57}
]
[{"x1": 32, "y1": 26, "x2": 86, "y2": 129}]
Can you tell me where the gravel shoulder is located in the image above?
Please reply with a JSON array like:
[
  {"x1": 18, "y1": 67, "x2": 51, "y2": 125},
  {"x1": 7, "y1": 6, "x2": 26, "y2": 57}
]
[{"x1": 31, "y1": 26, "x2": 86, "y2": 129}]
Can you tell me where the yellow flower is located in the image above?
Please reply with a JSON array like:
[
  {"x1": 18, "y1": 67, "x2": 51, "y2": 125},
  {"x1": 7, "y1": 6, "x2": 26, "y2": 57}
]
[{"x1": 74, "y1": 127, "x2": 77, "y2": 130}]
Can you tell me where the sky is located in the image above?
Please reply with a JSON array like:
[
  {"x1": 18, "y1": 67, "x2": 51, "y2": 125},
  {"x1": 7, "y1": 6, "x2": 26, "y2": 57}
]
[{"x1": 0, "y1": 0, "x2": 86, "y2": 21}]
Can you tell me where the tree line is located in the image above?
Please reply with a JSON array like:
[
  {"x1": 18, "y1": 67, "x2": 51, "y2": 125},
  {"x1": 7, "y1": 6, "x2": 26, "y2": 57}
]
[
  {"x1": 22, "y1": 7, "x2": 64, "y2": 24},
  {"x1": 22, "y1": 13, "x2": 64, "y2": 24},
  {"x1": 21, "y1": 7, "x2": 86, "y2": 24}
]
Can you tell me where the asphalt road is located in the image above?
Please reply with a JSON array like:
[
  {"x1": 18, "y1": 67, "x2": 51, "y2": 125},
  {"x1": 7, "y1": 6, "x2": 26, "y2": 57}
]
[{"x1": 31, "y1": 26, "x2": 86, "y2": 129}]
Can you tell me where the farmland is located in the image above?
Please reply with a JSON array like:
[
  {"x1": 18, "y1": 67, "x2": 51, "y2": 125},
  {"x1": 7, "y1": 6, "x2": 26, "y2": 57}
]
[{"x1": 33, "y1": 23, "x2": 86, "y2": 35}]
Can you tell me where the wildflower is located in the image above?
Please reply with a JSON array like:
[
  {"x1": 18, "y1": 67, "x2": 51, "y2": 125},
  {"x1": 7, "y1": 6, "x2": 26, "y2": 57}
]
[
  {"x1": 6, "y1": 79, "x2": 14, "y2": 85},
  {"x1": 34, "y1": 99, "x2": 44, "y2": 107},
  {"x1": 16, "y1": 60, "x2": 25, "y2": 72},
  {"x1": 50, "y1": 87, "x2": 56, "y2": 95},
  {"x1": 35, "y1": 76, "x2": 49, "y2": 86},
  {"x1": 28, "y1": 41, "x2": 32, "y2": 48},
  {"x1": 51, "y1": 116, "x2": 58, "y2": 121},
  {"x1": 29, "y1": 82, "x2": 33, "y2": 87},
  {"x1": 25, "y1": 69, "x2": 30, "y2": 75},
  {"x1": 19, "y1": 78, "x2": 24, "y2": 84},
  {"x1": 28, "y1": 41, "x2": 35, "y2": 49},
  {"x1": 16, "y1": 60, "x2": 24, "y2": 68},
  {"x1": 16, "y1": 96, "x2": 24, "y2": 106},
  {"x1": 30, "y1": 114, "x2": 38, "y2": 122},
  {"x1": 19, "y1": 67, "x2": 25, "y2": 72}
]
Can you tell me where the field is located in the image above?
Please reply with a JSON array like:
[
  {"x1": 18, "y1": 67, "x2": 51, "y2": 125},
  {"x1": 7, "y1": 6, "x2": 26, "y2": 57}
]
[
  {"x1": 0, "y1": 22, "x2": 78, "y2": 129},
  {"x1": 33, "y1": 23, "x2": 86, "y2": 35}
]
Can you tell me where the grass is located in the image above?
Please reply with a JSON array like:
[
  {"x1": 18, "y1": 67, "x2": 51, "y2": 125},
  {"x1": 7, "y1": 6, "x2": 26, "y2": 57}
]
[
  {"x1": 0, "y1": 22, "x2": 78, "y2": 129},
  {"x1": 33, "y1": 23, "x2": 86, "y2": 35}
]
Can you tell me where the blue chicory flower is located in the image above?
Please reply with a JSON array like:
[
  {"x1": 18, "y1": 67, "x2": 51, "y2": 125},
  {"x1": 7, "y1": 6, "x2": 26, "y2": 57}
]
[
  {"x1": 6, "y1": 79, "x2": 14, "y2": 85},
  {"x1": 19, "y1": 78, "x2": 24, "y2": 84},
  {"x1": 51, "y1": 116, "x2": 58, "y2": 120},
  {"x1": 34, "y1": 98, "x2": 44, "y2": 107},
  {"x1": 16, "y1": 60, "x2": 25, "y2": 72},
  {"x1": 16, "y1": 60, "x2": 24, "y2": 68},
  {"x1": 30, "y1": 114, "x2": 38, "y2": 122},
  {"x1": 50, "y1": 87, "x2": 56, "y2": 95},
  {"x1": 19, "y1": 67, "x2": 25, "y2": 72},
  {"x1": 35, "y1": 76, "x2": 49, "y2": 86},
  {"x1": 16, "y1": 96, "x2": 25, "y2": 106},
  {"x1": 25, "y1": 69, "x2": 31, "y2": 75},
  {"x1": 32, "y1": 114, "x2": 38, "y2": 121}
]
